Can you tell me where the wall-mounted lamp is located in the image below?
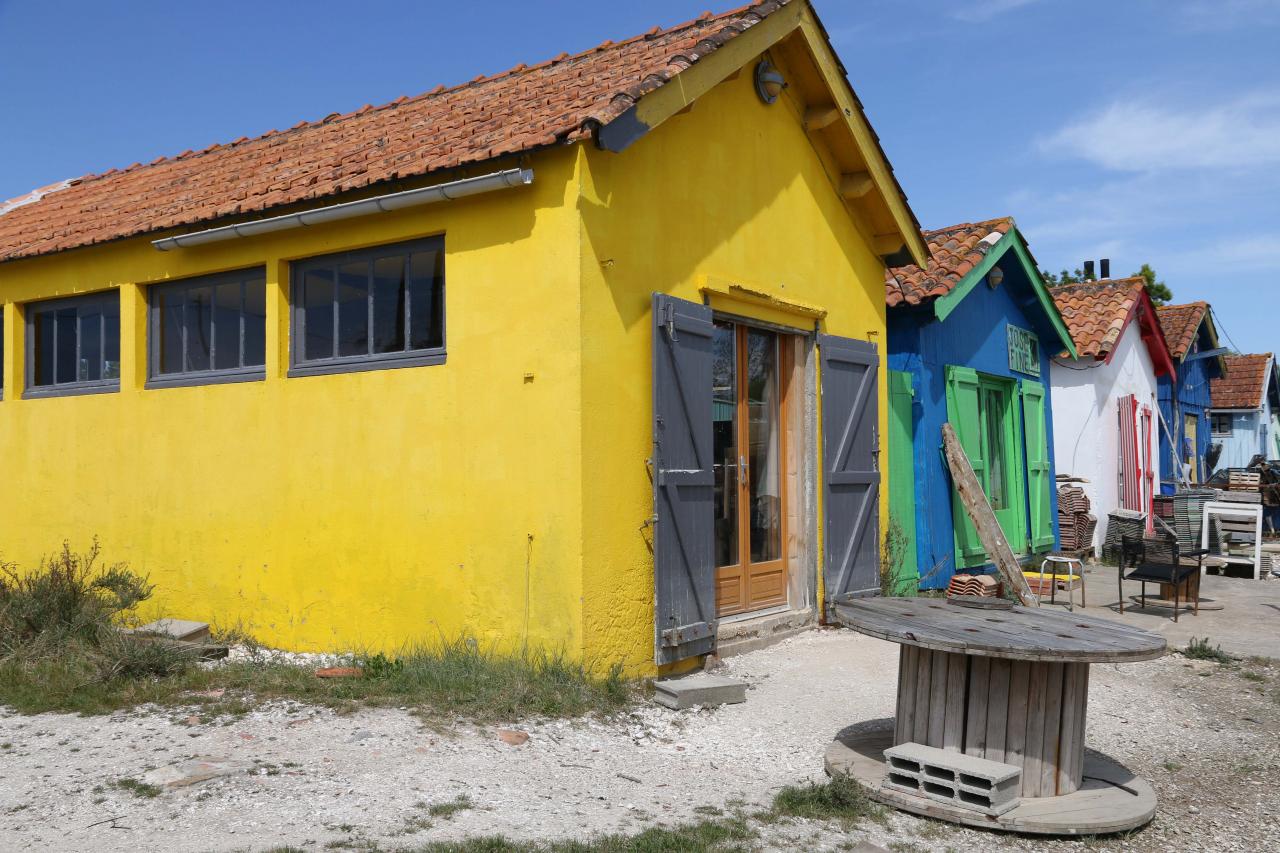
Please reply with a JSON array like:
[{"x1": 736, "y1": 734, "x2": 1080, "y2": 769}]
[
  {"x1": 988, "y1": 266, "x2": 1005, "y2": 288},
  {"x1": 754, "y1": 60, "x2": 787, "y2": 104}
]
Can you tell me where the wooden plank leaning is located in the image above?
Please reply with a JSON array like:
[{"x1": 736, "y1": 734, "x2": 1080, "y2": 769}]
[{"x1": 941, "y1": 422, "x2": 1038, "y2": 607}]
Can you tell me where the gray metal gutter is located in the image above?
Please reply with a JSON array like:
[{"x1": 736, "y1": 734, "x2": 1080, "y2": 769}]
[{"x1": 152, "y1": 168, "x2": 534, "y2": 251}]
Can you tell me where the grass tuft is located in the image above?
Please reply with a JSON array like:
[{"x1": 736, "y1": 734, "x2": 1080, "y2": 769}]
[
  {"x1": 426, "y1": 794, "x2": 475, "y2": 819},
  {"x1": 112, "y1": 777, "x2": 162, "y2": 798},
  {"x1": 770, "y1": 774, "x2": 887, "y2": 826},
  {"x1": 1183, "y1": 637, "x2": 1233, "y2": 663}
]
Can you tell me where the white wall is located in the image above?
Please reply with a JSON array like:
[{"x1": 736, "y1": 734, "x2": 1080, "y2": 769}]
[{"x1": 1050, "y1": 322, "x2": 1161, "y2": 556}]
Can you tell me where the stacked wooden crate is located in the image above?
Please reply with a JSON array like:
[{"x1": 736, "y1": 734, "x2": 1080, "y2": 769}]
[{"x1": 1056, "y1": 484, "x2": 1097, "y2": 552}]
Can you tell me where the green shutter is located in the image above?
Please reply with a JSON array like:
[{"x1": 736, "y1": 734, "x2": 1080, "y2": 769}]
[
  {"x1": 945, "y1": 366, "x2": 987, "y2": 565},
  {"x1": 1021, "y1": 379, "x2": 1055, "y2": 551},
  {"x1": 887, "y1": 370, "x2": 919, "y2": 592}
]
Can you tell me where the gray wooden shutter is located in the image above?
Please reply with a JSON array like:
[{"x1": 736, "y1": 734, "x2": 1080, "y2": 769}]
[
  {"x1": 820, "y1": 334, "x2": 881, "y2": 609},
  {"x1": 652, "y1": 293, "x2": 717, "y2": 664}
]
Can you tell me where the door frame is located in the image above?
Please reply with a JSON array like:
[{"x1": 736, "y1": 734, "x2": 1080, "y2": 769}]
[{"x1": 708, "y1": 309, "x2": 818, "y2": 621}]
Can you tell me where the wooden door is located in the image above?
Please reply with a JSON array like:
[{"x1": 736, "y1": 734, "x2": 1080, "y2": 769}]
[
  {"x1": 821, "y1": 334, "x2": 881, "y2": 606},
  {"x1": 1184, "y1": 413, "x2": 1199, "y2": 484},
  {"x1": 651, "y1": 294, "x2": 717, "y2": 664},
  {"x1": 712, "y1": 321, "x2": 789, "y2": 617}
]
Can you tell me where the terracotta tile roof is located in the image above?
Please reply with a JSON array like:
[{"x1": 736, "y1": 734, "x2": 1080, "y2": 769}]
[
  {"x1": 1155, "y1": 301, "x2": 1210, "y2": 360},
  {"x1": 1212, "y1": 353, "x2": 1273, "y2": 409},
  {"x1": 884, "y1": 217, "x2": 1013, "y2": 307},
  {"x1": 0, "y1": 1, "x2": 794, "y2": 263},
  {"x1": 1049, "y1": 277, "x2": 1147, "y2": 359}
]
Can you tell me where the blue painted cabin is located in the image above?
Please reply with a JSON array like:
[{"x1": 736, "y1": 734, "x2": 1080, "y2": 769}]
[
  {"x1": 885, "y1": 220, "x2": 1076, "y2": 589},
  {"x1": 1210, "y1": 353, "x2": 1280, "y2": 472},
  {"x1": 1154, "y1": 303, "x2": 1226, "y2": 491}
]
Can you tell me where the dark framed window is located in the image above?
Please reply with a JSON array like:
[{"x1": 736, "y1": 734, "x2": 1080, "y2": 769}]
[
  {"x1": 25, "y1": 291, "x2": 121, "y2": 399},
  {"x1": 1211, "y1": 413, "x2": 1233, "y2": 436},
  {"x1": 148, "y1": 268, "x2": 266, "y2": 388},
  {"x1": 290, "y1": 236, "x2": 444, "y2": 377}
]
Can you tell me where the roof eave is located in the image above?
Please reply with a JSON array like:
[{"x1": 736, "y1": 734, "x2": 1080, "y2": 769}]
[
  {"x1": 594, "y1": 0, "x2": 930, "y2": 267},
  {"x1": 931, "y1": 227, "x2": 1078, "y2": 359}
]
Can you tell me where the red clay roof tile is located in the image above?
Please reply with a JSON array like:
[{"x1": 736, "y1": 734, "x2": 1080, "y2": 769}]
[
  {"x1": 884, "y1": 217, "x2": 1014, "y2": 307},
  {"x1": 1155, "y1": 302, "x2": 1210, "y2": 361},
  {"x1": 1211, "y1": 353, "x2": 1273, "y2": 410},
  {"x1": 1049, "y1": 277, "x2": 1147, "y2": 360},
  {"x1": 0, "y1": 1, "x2": 792, "y2": 262}
]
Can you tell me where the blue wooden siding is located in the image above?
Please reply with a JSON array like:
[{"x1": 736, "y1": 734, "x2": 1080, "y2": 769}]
[
  {"x1": 887, "y1": 257, "x2": 1065, "y2": 589},
  {"x1": 1157, "y1": 329, "x2": 1221, "y2": 491},
  {"x1": 1212, "y1": 411, "x2": 1267, "y2": 471}
]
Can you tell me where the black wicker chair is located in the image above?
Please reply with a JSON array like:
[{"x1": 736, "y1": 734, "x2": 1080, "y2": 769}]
[{"x1": 1119, "y1": 533, "x2": 1206, "y2": 622}]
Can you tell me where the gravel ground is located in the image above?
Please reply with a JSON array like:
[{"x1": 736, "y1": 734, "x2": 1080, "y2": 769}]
[{"x1": 2, "y1": 628, "x2": 1278, "y2": 852}]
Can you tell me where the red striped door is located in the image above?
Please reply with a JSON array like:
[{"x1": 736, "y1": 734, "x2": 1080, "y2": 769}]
[{"x1": 1118, "y1": 395, "x2": 1142, "y2": 513}]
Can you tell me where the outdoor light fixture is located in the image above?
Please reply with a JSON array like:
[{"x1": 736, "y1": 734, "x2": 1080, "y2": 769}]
[
  {"x1": 988, "y1": 266, "x2": 1005, "y2": 288},
  {"x1": 754, "y1": 59, "x2": 786, "y2": 104}
]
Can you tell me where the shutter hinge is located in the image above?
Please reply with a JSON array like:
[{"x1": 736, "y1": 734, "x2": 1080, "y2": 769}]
[
  {"x1": 660, "y1": 621, "x2": 713, "y2": 648},
  {"x1": 664, "y1": 302, "x2": 678, "y2": 342}
]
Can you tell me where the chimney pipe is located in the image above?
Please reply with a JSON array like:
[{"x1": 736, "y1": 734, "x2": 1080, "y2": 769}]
[
  {"x1": 1100, "y1": 258, "x2": 1111, "y2": 279},
  {"x1": 1083, "y1": 260, "x2": 1095, "y2": 279}
]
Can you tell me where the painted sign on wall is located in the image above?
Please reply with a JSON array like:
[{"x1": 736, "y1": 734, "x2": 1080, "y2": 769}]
[{"x1": 1007, "y1": 324, "x2": 1041, "y2": 377}]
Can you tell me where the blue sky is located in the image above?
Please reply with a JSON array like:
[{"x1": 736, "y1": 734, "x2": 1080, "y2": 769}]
[{"x1": 1, "y1": 0, "x2": 1276, "y2": 351}]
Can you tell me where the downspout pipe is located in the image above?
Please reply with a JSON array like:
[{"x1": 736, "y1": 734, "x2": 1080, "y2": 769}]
[{"x1": 152, "y1": 167, "x2": 533, "y2": 251}]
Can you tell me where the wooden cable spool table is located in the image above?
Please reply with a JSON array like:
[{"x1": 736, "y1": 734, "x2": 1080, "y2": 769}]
[{"x1": 825, "y1": 597, "x2": 1167, "y2": 835}]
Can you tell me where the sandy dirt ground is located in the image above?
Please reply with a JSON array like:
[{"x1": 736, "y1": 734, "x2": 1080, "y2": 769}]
[{"x1": 2, "y1": 628, "x2": 1278, "y2": 852}]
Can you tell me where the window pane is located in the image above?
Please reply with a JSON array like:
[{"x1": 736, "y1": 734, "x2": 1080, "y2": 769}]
[
  {"x1": 243, "y1": 279, "x2": 266, "y2": 368},
  {"x1": 34, "y1": 310, "x2": 55, "y2": 386},
  {"x1": 158, "y1": 288, "x2": 184, "y2": 374},
  {"x1": 746, "y1": 329, "x2": 781, "y2": 563},
  {"x1": 983, "y1": 387, "x2": 1007, "y2": 510},
  {"x1": 213, "y1": 282, "x2": 242, "y2": 370},
  {"x1": 55, "y1": 308, "x2": 77, "y2": 384},
  {"x1": 337, "y1": 261, "x2": 369, "y2": 357},
  {"x1": 102, "y1": 294, "x2": 120, "y2": 380},
  {"x1": 303, "y1": 267, "x2": 335, "y2": 361},
  {"x1": 712, "y1": 322, "x2": 738, "y2": 569},
  {"x1": 79, "y1": 305, "x2": 101, "y2": 382},
  {"x1": 184, "y1": 286, "x2": 212, "y2": 371},
  {"x1": 408, "y1": 249, "x2": 443, "y2": 351},
  {"x1": 371, "y1": 255, "x2": 406, "y2": 354}
]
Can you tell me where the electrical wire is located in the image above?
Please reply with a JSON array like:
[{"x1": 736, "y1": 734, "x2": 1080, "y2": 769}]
[{"x1": 1209, "y1": 306, "x2": 1244, "y2": 355}]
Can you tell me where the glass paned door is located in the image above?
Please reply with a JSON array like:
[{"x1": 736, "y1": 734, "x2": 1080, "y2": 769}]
[
  {"x1": 977, "y1": 376, "x2": 1027, "y2": 554},
  {"x1": 712, "y1": 321, "x2": 788, "y2": 617}
]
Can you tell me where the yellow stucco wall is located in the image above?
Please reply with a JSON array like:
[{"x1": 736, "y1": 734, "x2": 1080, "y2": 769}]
[
  {"x1": 0, "y1": 149, "x2": 587, "y2": 655},
  {"x1": 575, "y1": 53, "x2": 890, "y2": 674}
]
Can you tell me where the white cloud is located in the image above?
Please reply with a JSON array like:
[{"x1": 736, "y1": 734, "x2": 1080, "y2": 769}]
[
  {"x1": 1172, "y1": 0, "x2": 1280, "y2": 32},
  {"x1": 949, "y1": 0, "x2": 1041, "y2": 22},
  {"x1": 1039, "y1": 91, "x2": 1280, "y2": 172}
]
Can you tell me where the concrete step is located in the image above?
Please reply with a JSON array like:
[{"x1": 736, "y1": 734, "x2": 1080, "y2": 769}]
[{"x1": 653, "y1": 674, "x2": 747, "y2": 709}]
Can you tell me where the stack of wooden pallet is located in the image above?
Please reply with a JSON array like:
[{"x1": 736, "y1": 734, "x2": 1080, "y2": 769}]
[
  {"x1": 1056, "y1": 484, "x2": 1097, "y2": 552},
  {"x1": 1228, "y1": 469, "x2": 1262, "y2": 492},
  {"x1": 946, "y1": 573, "x2": 1001, "y2": 598}
]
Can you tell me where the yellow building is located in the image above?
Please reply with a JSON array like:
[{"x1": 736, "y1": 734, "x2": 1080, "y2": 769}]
[{"x1": 0, "y1": 0, "x2": 926, "y2": 674}]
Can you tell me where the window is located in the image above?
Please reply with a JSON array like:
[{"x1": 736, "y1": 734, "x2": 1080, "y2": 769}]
[
  {"x1": 25, "y1": 291, "x2": 120, "y2": 398},
  {"x1": 1211, "y1": 413, "x2": 1233, "y2": 436},
  {"x1": 149, "y1": 268, "x2": 266, "y2": 387},
  {"x1": 290, "y1": 237, "x2": 444, "y2": 376}
]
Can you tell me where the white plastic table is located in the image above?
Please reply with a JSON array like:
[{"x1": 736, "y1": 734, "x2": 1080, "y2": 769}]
[{"x1": 1201, "y1": 501, "x2": 1264, "y2": 580}]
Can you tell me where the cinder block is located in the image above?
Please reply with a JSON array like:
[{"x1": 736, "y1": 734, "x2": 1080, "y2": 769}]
[
  {"x1": 882, "y1": 742, "x2": 1020, "y2": 816},
  {"x1": 653, "y1": 675, "x2": 747, "y2": 709}
]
